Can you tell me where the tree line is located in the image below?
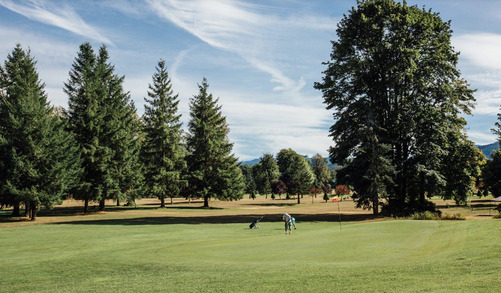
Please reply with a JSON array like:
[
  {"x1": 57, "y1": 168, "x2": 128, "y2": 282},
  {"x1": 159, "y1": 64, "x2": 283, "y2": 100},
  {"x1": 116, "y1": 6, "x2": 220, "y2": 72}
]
[
  {"x1": 240, "y1": 151, "x2": 335, "y2": 204},
  {"x1": 0, "y1": 43, "x2": 244, "y2": 220}
]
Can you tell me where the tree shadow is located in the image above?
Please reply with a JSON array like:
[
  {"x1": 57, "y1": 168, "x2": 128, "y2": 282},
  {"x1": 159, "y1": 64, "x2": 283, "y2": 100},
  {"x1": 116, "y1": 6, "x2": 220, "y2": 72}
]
[
  {"x1": 53, "y1": 213, "x2": 377, "y2": 226},
  {"x1": 241, "y1": 203, "x2": 297, "y2": 207}
]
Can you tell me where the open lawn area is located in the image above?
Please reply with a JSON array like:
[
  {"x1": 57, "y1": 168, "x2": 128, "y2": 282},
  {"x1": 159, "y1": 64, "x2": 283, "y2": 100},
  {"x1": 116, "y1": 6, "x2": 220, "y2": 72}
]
[{"x1": 1, "y1": 197, "x2": 500, "y2": 292}]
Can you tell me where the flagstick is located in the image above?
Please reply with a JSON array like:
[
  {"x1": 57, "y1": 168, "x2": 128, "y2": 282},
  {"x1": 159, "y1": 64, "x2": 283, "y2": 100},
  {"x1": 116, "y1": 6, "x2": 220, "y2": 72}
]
[{"x1": 337, "y1": 199, "x2": 342, "y2": 230}]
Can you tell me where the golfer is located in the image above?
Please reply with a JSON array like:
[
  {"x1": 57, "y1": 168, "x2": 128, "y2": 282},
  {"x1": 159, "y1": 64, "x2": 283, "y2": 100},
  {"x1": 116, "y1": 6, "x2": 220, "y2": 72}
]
[{"x1": 283, "y1": 213, "x2": 293, "y2": 234}]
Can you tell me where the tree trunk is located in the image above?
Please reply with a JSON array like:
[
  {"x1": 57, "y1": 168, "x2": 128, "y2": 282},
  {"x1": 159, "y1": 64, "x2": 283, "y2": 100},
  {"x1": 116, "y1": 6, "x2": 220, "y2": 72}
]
[
  {"x1": 203, "y1": 195, "x2": 209, "y2": 208},
  {"x1": 170, "y1": 197, "x2": 173, "y2": 205},
  {"x1": 419, "y1": 172, "x2": 426, "y2": 208},
  {"x1": 84, "y1": 199, "x2": 89, "y2": 214},
  {"x1": 297, "y1": 193, "x2": 301, "y2": 204},
  {"x1": 24, "y1": 201, "x2": 30, "y2": 217},
  {"x1": 160, "y1": 196, "x2": 165, "y2": 208},
  {"x1": 12, "y1": 202, "x2": 20, "y2": 217},
  {"x1": 30, "y1": 202, "x2": 37, "y2": 221},
  {"x1": 373, "y1": 196, "x2": 379, "y2": 216},
  {"x1": 99, "y1": 198, "x2": 105, "y2": 211},
  {"x1": 116, "y1": 197, "x2": 120, "y2": 206}
]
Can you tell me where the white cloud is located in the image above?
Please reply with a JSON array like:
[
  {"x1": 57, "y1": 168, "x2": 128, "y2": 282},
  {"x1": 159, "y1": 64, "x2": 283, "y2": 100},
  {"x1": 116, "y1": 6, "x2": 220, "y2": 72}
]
[
  {"x1": 453, "y1": 33, "x2": 501, "y2": 70},
  {"x1": 0, "y1": 0, "x2": 112, "y2": 45},
  {"x1": 467, "y1": 130, "x2": 497, "y2": 145},
  {"x1": 473, "y1": 89, "x2": 501, "y2": 115}
]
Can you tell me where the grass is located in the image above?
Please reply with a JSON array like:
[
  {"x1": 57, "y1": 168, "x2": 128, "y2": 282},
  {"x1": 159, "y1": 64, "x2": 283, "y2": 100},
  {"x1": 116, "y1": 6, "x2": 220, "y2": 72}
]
[{"x1": 1, "y1": 216, "x2": 501, "y2": 292}]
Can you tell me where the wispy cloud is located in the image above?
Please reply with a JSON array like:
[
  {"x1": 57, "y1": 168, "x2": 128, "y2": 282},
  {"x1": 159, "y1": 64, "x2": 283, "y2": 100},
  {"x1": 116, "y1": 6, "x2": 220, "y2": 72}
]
[
  {"x1": 453, "y1": 33, "x2": 501, "y2": 70},
  {"x1": 145, "y1": 0, "x2": 336, "y2": 94},
  {"x1": 0, "y1": 0, "x2": 112, "y2": 45},
  {"x1": 467, "y1": 130, "x2": 498, "y2": 145}
]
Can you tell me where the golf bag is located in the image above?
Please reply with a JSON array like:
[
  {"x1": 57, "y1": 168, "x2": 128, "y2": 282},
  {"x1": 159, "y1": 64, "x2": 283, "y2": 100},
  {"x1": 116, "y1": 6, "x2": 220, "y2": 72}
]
[{"x1": 249, "y1": 216, "x2": 263, "y2": 229}]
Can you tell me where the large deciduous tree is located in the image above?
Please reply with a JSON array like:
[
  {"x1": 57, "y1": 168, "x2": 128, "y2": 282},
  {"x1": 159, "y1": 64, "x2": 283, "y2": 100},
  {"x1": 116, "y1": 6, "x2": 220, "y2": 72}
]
[
  {"x1": 186, "y1": 78, "x2": 245, "y2": 208},
  {"x1": 276, "y1": 148, "x2": 315, "y2": 203},
  {"x1": 142, "y1": 60, "x2": 186, "y2": 207},
  {"x1": 0, "y1": 44, "x2": 81, "y2": 220},
  {"x1": 315, "y1": 0, "x2": 476, "y2": 216},
  {"x1": 310, "y1": 153, "x2": 331, "y2": 192}
]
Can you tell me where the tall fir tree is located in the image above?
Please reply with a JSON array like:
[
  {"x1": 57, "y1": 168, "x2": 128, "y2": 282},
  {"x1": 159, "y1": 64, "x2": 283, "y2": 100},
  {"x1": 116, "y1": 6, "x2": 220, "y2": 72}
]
[
  {"x1": 186, "y1": 78, "x2": 245, "y2": 208},
  {"x1": 142, "y1": 59, "x2": 186, "y2": 207},
  {"x1": 95, "y1": 46, "x2": 142, "y2": 209},
  {"x1": 0, "y1": 44, "x2": 81, "y2": 220},
  {"x1": 65, "y1": 43, "x2": 142, "y2": 212}
]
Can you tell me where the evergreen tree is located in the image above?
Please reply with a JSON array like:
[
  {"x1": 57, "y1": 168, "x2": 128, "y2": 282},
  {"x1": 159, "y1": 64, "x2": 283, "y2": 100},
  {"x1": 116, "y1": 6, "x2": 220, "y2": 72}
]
[
  {"x1": 186, "y1": 78, "x2": 245, "y2": 208},
  {"x1": 65, "y1": 43, "x2": 141, "y2": 212},
  {"x1": 142, "y1": 60, "x2": 186, "y2": 207},
  {"x1": 0, "y1": 44, "x2": 81, "y2": 220},
  {"x1": 483, "y1": 151, "x2": 501, "y2": 198},
  {"x1": 253, "y1": 153, "x2": 280, "y2": 198},
  {"x1": 240, "y1": 164, "x2": 257, "y2": 199},
  {"x1": 315, "y1": 0, "x2": 475, "y2": 216},
  {"x1": 484, "y1": 106, "x2": 501, "y2": 198}
]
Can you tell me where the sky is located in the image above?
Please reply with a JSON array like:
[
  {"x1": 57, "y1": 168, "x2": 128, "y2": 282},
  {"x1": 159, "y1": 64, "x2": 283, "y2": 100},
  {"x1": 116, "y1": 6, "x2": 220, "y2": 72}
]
[{"x1": 0, "y1": 0, "x2": 501, "y2": 161}]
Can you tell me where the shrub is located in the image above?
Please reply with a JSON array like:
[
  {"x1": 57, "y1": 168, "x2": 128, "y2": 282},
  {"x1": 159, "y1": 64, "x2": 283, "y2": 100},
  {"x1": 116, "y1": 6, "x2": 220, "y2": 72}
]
[
  {"x1": 410, "y1": 211, "x2": 439, "y2": 220},
  {"x1": 410, "y1": 211, "x2": 465, "y2": 220},
  {"x1": 440, "y1": 213, "x2": 465, "y2": 220}
]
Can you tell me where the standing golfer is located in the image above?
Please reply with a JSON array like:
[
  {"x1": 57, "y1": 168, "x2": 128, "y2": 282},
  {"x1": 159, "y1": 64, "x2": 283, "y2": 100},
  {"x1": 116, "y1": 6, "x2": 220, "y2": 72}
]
[{"x1": 283, "y1": 213, "x2": 292, "y2": 234}]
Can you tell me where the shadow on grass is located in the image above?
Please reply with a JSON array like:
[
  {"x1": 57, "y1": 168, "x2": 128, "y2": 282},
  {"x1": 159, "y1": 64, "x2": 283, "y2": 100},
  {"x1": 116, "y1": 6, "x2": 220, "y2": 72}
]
[
  {"x1": 52, "y1": 213, "x2": 376, "y2": 226},
  {"x1": 242, "y1": 203, "x2": 297, "y2": 207}
]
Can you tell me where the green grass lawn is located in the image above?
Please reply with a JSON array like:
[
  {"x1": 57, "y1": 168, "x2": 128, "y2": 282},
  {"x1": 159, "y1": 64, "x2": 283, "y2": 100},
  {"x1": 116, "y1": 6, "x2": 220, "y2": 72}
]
[{"x1": 1, "y1": 219, "x2": 500, "y2": 292}]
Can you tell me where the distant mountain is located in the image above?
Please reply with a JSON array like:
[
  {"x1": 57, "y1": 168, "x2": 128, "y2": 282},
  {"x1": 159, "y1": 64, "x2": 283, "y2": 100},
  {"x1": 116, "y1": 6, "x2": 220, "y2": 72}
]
[
  {"x1": 476, "y1": 141, "x2": 500, "y2": 159},
  {"x1": 240, "y1": 158, "x2": 260, "y2": 166},
  {"x1": 240, "y1": 156, "x2": 339, "y2": 170}
]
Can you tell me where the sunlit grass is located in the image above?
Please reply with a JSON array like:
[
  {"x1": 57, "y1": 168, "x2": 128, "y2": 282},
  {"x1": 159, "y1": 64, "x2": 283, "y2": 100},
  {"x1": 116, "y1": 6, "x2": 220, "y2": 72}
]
[{"x1": 1, "y1": 219, "x2": 500, "y2": 292}]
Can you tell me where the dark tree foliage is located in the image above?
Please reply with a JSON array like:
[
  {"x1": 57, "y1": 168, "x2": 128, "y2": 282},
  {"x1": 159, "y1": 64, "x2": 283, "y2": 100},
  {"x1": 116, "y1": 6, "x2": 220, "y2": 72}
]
[
  {"x1": 240, "y1": 164, "x2": 257, "y2": 198},
  {"x1": 186, "y1": 78, "x2": 245, "y2": 208},
  {"x1": 276, "y1": 148, "x2": 315, "y2": 204},
  {"x1": 484, "y1": 109, "x2": 501, "y2": 198},
  {"x1": 310, "y1": 153, "x2": 330, "y2": 189},
  {"x1": 483, "y1": 151, "x2": 501, "y2": 198},
  {"x1": 315, "y1": 0, "x2": 476, "y2": 216},
  {"x1": 142, "y1": 60, "x2": 186, "y2": 207},
  {"x1": 65, "y1": 43, "x2": 142, "y2": 212},
  {"x1": 0, "y1": 44, "x2": 81, "y2": 220},
  {"x1": 271, "y1": 180, "x2": 287, "y2": 199},
  {"x1": 253, "y1": 153, "x2": 279, "y2": 198},
  {"x1": 440, "y1": 131, "x2": 485, "y2": 205}
]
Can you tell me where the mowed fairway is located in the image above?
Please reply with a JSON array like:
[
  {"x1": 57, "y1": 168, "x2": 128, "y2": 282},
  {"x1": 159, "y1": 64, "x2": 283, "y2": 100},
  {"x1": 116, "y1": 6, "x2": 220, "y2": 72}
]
[{"x1": 1, "y1": 199, "x2": 501, "y2": 292}]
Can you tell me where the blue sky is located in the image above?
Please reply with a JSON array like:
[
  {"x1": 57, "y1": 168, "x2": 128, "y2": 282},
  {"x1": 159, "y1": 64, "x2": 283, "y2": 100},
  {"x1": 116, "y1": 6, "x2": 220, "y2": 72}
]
[{"x1": 0, "y1": 0, "x2": 500, "y2": 161}]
